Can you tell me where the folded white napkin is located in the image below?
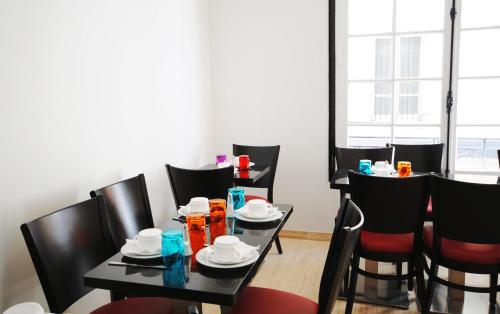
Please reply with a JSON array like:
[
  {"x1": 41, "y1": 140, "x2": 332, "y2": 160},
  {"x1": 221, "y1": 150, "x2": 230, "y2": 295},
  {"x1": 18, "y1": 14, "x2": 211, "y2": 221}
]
[{"x1": 239, "y1": 206, "x2": 277, "y2": 219}]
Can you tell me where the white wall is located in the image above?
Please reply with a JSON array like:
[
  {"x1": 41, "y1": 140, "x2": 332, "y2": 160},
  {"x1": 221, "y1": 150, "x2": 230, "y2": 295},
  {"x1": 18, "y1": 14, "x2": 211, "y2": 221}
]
[
  {"x1": 209, "y1": 0, "x2": 338, "y2": 232},
  {"x1": 0, "y1": 0, "x2": 213, "y2": 311}
]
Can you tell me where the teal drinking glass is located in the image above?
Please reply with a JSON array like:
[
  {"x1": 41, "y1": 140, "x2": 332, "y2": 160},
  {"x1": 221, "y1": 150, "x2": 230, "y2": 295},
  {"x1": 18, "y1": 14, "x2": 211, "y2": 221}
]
[
  {"x1": 162, "y1": 256, "x2": 186, "y2": 288},
  {"x1": 228, "y1": 187, "x2": 245, "y2": 210},
  {"x1": 359, "y1": 159, "x2": 372, "y2": 175},
  {"x1": 162, "y1": 230, "x2": 184, "y2": 265}
]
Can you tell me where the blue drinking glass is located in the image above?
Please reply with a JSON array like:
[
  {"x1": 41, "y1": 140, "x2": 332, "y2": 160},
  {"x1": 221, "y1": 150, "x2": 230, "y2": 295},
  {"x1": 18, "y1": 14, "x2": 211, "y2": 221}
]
[
  {"x1": 228, "y1": 187, "x2": 245, "y2": 210},
  {"x1": 162, "y1": 230, "x2": 184, "y2": 265},
  {"x1": 359, "y1": 159, "x2": 372, "y2": 175}
]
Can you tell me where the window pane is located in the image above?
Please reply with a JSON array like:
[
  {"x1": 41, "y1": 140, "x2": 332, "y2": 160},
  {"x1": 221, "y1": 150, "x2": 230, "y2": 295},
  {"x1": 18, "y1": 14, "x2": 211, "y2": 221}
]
[
  {"x1": 394, "y1": 80, "x2": 441, "y2": 124},
  {"x1": 348, "y1": 82, "x2": 392, "y2": 123},
  {"x1": 394, "y1": 126, "x2": 441, "y2": 144},
  {"x1": 457, "y1": 78, "x2": 500, "y2": 124},
  {"x1": 461, "y1": 0, "x2": 500, "y2": 29},
  {"x1": 348, "y1": 126, "x2": 391, "y2": 147},
  {"x1": 348, "y1": 0, "x2": 393, "y2": 35},
  {"x1": 348, "y1": 37, "x2": 393, "y2": 80},
  {"x1": 456, "y1": 126, "x2": 500, "y2": 171},
  {"x1": 395, "y1": 33, "x2": 443, "y2": 79},
  {"x1": 396, "y1": 0, "x2": 445, "y2": 32},
  {"x1": 459, "y1": 29, "x2": 500, "y2": 77}
]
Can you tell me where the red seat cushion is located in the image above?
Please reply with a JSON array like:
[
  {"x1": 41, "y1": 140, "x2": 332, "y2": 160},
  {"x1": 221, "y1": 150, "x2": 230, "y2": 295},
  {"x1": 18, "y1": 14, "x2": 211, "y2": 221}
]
[
  {"x1": 244, "y1": 195, "x2": 269, "y2": 202},
  {"x1": 423, "y1": 226, "x2": 500, "y2": 265},
  {"x1": 91, "y1": 297, "x2": 174, "y2": 314},
  {"x1": 361, "y1": 231, "x2": 414, "y2": 253},
  {"x1": 231, "y1": 286, "x2": 318, "y2": 314}
]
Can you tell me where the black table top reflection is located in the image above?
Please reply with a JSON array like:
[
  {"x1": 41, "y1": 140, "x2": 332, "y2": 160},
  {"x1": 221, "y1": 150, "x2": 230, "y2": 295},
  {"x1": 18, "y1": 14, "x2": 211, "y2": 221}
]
[
  {"x1": 201, "y1": 163, "x2": 271, "y2": 185},
  {"x1": 330, "y1": 170, "x2": 500, "y2": 191},
  {"x1": 83, "y1": 204, "x2": 293, "y2": 306}
]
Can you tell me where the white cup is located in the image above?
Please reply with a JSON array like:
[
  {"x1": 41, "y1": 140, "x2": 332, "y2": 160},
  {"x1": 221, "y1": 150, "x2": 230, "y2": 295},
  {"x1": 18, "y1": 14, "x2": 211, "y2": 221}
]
[
  {"x1": 188, "y1": 197, "x2": 209, "y2": 213},
  {"x1": 130, "y1": 228, "x2": 162, "y2": 253},
  {"x1": 213, "y1": 235, "x2": 241, "y2": 262},
  {"x1": 246, "y1": 199, "x2": 273, "y2": 218}
]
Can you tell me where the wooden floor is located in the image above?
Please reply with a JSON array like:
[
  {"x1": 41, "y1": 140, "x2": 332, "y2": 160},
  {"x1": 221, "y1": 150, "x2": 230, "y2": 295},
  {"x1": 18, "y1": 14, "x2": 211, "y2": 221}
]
[{"x1": 202, "y1": 237, "x2": 421, "y2": 314}]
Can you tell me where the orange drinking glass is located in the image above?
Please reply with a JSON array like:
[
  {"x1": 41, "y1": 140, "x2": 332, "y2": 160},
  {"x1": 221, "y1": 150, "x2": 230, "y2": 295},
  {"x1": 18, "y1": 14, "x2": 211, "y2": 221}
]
[
  {"x1": 397, "y1": 161, "x2": 412, "y2": 177},
  {"x1": 209, "y1": 199, "x2": 226, "y2": 244},
  {"x1": 186, "y1": 213, "x2": 206, "y2": 254}
]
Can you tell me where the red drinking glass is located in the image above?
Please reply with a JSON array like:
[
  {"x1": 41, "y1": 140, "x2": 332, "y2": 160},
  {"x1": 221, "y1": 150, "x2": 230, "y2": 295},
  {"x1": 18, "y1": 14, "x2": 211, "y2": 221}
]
[
  {"x1": 239, "y1": 155, "x2": 250, "y2": 170},
  {"x1": 209, "y1": 199, "x2": 226, "y2": 244},
  {"x1": 186, "y1": 213, "x2": 206, "y2": 255}
]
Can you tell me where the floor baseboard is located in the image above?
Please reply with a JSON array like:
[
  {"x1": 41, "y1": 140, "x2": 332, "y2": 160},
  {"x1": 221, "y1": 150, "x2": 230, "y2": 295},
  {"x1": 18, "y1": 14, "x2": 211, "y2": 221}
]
[{"x1": 279, "y1": 229, "x2": 332, "y2": 242}]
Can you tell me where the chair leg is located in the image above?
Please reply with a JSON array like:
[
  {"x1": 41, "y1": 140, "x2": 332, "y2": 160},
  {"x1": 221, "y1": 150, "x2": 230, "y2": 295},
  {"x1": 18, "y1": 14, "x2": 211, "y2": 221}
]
[
  {"x1": 490, "y1": 272, "x2": 498, "y2": 306},
  {"x1": 343, "y1": 265, "x2": 350, "y2": 295},
  {"x1": 274, "y1": 236, "x2": 283, "y2": 254},
  {"x1": 423, "y1": 261, "x2": 438, "y2": 314},
  {"x1": 408, "y1": 260, "x2": 414, "y2": 291},
  {"x1": 345, "y1": 255, "x2": 360, "y2": 314},
  {"x1": 396, "y1": 262, "x2": 403, "y2": 289},
  {"x1": 415, "y1": 256, "x2": 426, "y2": 308}
]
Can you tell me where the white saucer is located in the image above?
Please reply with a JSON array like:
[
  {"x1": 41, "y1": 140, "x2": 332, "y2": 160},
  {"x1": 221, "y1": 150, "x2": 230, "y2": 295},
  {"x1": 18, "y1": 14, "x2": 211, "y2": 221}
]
[
  {"x1": 235, "y1": 208, "x2": 283, "y2": 222},
  {"x1": 177, "y1": 205, "x2": 209, "y2": 217},
  {"x1": 204, "y1": 246, "x2": 254, "y2": 265},
  {"x1": 235, "y1": 161, "x2": 255, "y2": 169},
  {"x1": 238, "y1": 205, "x2": 277, "y2": 219},
  {"x1": 120, "y1": 243, "x2": 162, "y2": 259},
  {"x1": 196, "y1": 247, "x2": 259, "y2": 268}
]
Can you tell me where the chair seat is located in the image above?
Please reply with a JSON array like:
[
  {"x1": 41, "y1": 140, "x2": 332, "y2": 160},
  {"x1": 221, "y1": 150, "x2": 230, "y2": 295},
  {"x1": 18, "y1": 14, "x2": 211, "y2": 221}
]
[
  {"x1": 230, "y1": 286, "x2": 318, "y2": 314},
  {"x1": 361, "y1": 230, "x2": 414, "y2": 253},
  {"x1": 244, "y1": 195, "x2": 269, "y2": 202},
  {"x1": 423, "y1": 226, "x2": 500, "y2": 265},
  {"x1": 91, "y1": 297, "x2": 174, "y2": 314}
]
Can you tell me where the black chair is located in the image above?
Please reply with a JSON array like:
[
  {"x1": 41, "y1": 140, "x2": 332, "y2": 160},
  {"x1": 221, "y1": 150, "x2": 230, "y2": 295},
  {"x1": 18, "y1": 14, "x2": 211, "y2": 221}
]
[
  {"x1": 20, "y1": 197, "x2": 176, "y2": 314},
  {"x1": 422, "y1": 175, "x2": 500, "y2": 312},
  {"x1": 90, "y1": 174, "x2": 154, "y2": 251},
  {"x1": 335, "y1": 147, "x2": 394, "y2": 173},
  {"x1": 233, "y1": 144, "x2": 280, "y2": 202},
  {"x1": 346, "y1": 171, "x2": 428, "y2": 314},
  {"x1": 229, "y1": 198, "x2": 364, "y2": 314},
  {"x1": 233, "y1": 144, "x2": 283, "y2": 254},
  {"x1": 388, "y1": 143, "x2": 444, "y2": 221},
  {"x1": 166, "y1": 164, "x2": 234, "y2": 208},
  {"x1": 389, "y1": 143, "x2": 444, "y2": 173},
  {"x1": 497, "y1": 149, "x2": 500, "y2": 168}
]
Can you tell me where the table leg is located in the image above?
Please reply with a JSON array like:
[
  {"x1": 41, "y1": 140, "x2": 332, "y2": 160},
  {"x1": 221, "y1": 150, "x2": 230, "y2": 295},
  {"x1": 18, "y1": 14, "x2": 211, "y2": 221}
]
[
  {"x1": 448, "y1": 269, "x2": 465, "y2": 301},
  {"x1": 364, "y1": 260, "x2": 378, "y2": 299}
]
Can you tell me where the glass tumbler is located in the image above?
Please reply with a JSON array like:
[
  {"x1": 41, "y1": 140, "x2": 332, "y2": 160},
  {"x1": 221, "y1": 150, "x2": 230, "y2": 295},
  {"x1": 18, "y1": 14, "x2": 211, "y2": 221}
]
[
  {"x1": 397, "y1": 161, "x2": 412, "y2": 177},
  {"x1": 209, "y1": 199, "x2": 226, "y2": 244},
  {"x1": 359, "y1": 159, "x2": 372, "y2": 175},
  {"x1": 162, "y1": 230, "x2": 184, "y2": 265},
  {"x1": 239, "y1": 155, "x2": 250, "y2": 170},
  {"x1": 229, "y1": 187, "x2": 245, "y2": 210},
  {"x1": 186, "y1": 213, "x2": 207, "y2": 255}
]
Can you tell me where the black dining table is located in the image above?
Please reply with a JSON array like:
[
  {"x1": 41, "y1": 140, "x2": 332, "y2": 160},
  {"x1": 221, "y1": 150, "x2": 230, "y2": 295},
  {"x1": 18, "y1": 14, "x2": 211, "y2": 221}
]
[
  {"x1": 201, "y1": 163, "x2": 271, "y2": 186},
  {"x1": 84, "y1": 204, "x2": 293, "y2": 312},
  {"x1": 330, "y1": 170, "x2": 500, "y2": 314}
]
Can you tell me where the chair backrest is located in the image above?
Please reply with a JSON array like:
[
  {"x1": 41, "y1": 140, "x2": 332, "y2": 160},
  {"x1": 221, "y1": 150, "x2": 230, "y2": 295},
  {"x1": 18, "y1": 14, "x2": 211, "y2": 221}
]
[
  {"x1": 233, "y1": 144, "x2": 280, "y2": 201},
  {"x1": 497, "y1": 149, "x2": 500, "y2": 168},
  {"x1": 335, "y1": 147, "x2": 394, "y2": 171},
  {"x1": 348, "y1": 171, "x2": 429, "y2": 234},
  {"x1": 166, "y1": 164, "x2": 234, "y2": 207},
  {"x1": 20, "y1": 197, "x2": 113, "y2": 313},
  {"x1": 90, "y1": 174, "x2": 154, "y2": 250},
  {"x1": 317, "y1": 198, "x2": 364, "y2": 314},
  {"x1": 430, "y1": 175, "x2": 500, "y2": 245},
  {"x1": 389, "y1": 143, "x2": 444, "y2": 173}
]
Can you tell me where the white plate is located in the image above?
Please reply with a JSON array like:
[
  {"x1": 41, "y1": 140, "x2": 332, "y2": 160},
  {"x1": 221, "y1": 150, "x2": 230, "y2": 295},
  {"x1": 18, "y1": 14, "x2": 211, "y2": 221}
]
[
  {"x1": 203, "y1": 246, "x2": 254, "y2": 265},
  {"x1": 120, "y1": 243, "x2": 162, "y2": 259},
  {"x1": 235, "y1": 208, "x2": 283, "y2": 222},
  {"x1": 235, "y1": 162, "x2": 255, "y2": 169},
  {"x1": 196, "y1": 247, "x2": 259, "y2": 269},
  {"x1": 177, "y1": 205, "x2": 210, "y2": 217}
]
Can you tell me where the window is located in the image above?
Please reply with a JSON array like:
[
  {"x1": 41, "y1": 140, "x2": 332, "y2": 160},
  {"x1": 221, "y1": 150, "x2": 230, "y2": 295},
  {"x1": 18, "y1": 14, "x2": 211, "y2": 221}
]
[
  {"x1": 454, "y1": 0, "x2": 500, "y2": 172},
  {"x1": 336, "y1": 0, "x2": 500, "y2": 173},
  {"x1": 343, "y1": 0, "x2": 445, "y2": 148}
]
